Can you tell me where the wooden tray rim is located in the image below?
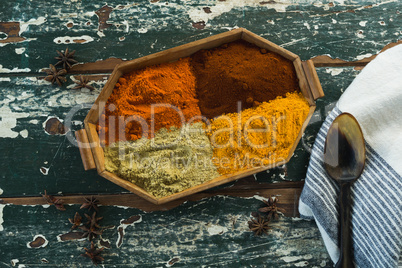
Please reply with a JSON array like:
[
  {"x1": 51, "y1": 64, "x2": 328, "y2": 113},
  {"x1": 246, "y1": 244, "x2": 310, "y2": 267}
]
[{"x1": 81, "y1": 27, "x2": 321, "y2": 205}]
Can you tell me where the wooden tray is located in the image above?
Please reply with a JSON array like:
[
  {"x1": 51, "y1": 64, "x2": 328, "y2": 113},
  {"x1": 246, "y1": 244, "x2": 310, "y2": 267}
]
[{"x1": 76, "y1": 28, "x2": 324, "y2": 205}]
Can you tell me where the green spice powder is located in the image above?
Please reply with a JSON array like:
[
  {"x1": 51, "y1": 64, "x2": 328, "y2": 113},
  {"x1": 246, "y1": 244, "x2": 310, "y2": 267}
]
[{"x1": 104, "y1": 123, "x2": 220, "y2": 198}]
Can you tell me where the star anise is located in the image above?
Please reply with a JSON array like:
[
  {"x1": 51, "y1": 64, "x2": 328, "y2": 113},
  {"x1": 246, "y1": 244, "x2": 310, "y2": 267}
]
[
  {"x1": 42, "y1": 190, "x2": 66, "y2": 211},
  {"x1": 80, "y1": 196, "x2": 100, "y2": 211},
  {"x1": 68, "y1": 212, "x2": 82, "y2": 230},
  {"x1": 80, "y1": 212, "x2": 103, "y2": 241},
  {"x1": 55, "y1": 48, "x2": 78, "y2": 70},
  {"x1": 73, "y1": 76, "x2": 96, "y2": 91},
  {"x1": 82, "y1": 241, "x2": 104, "y2": 265},
  {"x1": 80, "y1": 225, "x2": 103, "y2": 241},
  {"x1": 44, "y1": 64, "x2": 67, "y2": 86},
  {"x1": 248, "y1": 215, "x2": 270, "y2": 236},
  {"x1": 258, "y1": 196, "x2": 285, "y2": 220},
  {"x1": 85, "y1": 212, "x2": 103, "y2": 229}
]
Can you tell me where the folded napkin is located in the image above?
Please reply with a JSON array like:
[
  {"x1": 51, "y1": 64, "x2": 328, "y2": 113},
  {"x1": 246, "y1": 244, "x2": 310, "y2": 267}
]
[{"x1": 299, "y1": 44, "x2": 402, "y2": 267}]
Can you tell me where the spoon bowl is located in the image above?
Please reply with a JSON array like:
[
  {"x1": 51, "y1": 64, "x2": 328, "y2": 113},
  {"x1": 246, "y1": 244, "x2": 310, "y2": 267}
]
[{"x1": 324, "y1": 113, "x2": 366, "y2": 268}]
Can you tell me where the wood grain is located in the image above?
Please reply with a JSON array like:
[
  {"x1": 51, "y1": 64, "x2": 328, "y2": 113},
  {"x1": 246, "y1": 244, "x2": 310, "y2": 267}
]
[
  {"x1": 0, "y1": 179, "x2": 304, "y2": 216},
  {"x1": 69, "y1": 58, "x2": 125, "y2": 74},
  {"x1": 302, "y1": 60, "x2": 325, "y2": 100},
  {"x1": 285, "y1": 105, "x2": 316, "y2": 164},
  {"x1": 293, "y1": 57, "x2": 315, "y2": 106},
  {"x1": 0, "y1": 22, "x2": 26, "y2": 44},
  {"x1": 75, "y1": 129, "x2": 96, "y2": 171},
  {"x1": 85, "y1": 123, "x2": 106, "y2": 173},
  {"x1": 116, "y1": 28, "x2": 243, "y2": 75},
  {"x1": 100, "y1": 170, "x2": 158, "y2": 204},
  {"x1": 241, "y1": 29, "x2": 299, "y2": 61},
  {"x1": 63, "y1": 40, "x2": 402, "y2": 75},
  {"x1": 311, "y1": 40, "x2": 402, "y2": 67}
]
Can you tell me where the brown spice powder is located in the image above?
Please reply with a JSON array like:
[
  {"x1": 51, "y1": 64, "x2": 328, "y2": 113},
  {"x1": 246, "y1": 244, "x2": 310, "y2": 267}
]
[{"x1": 191, "y1": 40, "x2": 300, "y2": 119}]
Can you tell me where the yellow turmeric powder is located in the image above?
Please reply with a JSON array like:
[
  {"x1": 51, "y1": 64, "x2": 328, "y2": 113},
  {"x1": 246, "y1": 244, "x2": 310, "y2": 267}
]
[{"x1": 207, "y1": 91, "x2": 310, "y2": 175}]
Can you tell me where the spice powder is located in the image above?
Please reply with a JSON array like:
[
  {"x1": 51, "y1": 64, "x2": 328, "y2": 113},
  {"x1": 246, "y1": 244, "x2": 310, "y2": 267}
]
[
  {"x1": 101, "y1": 40, "x2": 309, "y2": 198},
  {"x1": 104, "y1": 123, "x2": 219, "y2": 198},
  {"x1": 98, "y1": 57, "x2": 201, "y2": 146},
  {"x1": 207, "y1": 92, "x2": 309, "y2": 175},
  {"x1": 192, "y1": 40, "x2": 300, "y2": 119}
]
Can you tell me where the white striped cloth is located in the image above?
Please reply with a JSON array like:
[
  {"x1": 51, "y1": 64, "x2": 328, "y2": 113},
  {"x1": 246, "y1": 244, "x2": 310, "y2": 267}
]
[{"x1": 299, "y1": 44, "x2": 402, "y2": 268}]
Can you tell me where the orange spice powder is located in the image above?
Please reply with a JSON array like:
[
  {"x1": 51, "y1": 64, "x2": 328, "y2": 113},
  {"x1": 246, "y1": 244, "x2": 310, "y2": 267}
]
[{"x1": 98, "y1": 58, "x2": 201, "y2": 146}]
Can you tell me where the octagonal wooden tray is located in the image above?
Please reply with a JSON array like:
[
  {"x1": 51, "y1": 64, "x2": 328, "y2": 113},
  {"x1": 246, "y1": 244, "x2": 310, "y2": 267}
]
[{"x1": 76, "y1": 28, "x2": 324, "y2": 205}]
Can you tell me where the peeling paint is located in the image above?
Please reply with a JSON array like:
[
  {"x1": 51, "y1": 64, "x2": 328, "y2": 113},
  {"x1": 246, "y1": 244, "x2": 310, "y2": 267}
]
[
  {"x1": 66, "y1": 21, "x2": 74, "y2": 28},
  {"x1": 95, "y1": 5, "x2": 113, "y2": 31},
  {"x1": 356, "y1": 30, "x2": 365, "y2": 39},
  {"x1": 114, "y1": 205, "x2": 130, "y2": 209},
  {"x1": 19, "y1": 17, "x2": 47, "y2": 35},
  {"x1": 122, "y1": 20, "x2": 129, "y2": 32},
  {"x1": 294, "y1": 261, "x2": 310, "y2": 267},
  {"x1": 27, "y1": 234, "x2": 48, "y2": 248},
  {"x1": 0, "y1": 78, "x2": 11, "y2": 82},
  {"x1": 97, "y1": 31, "x2": 105, "y2": 37},
  {"x1": 11, "y1": 259, "x2": 19, "y2": 266},
  {"x1": 84, "y1": 11, "x2": 96, "y2": 17},
  {"x1": 206, "y1": 224, "x2": 228, "y2": 235},
  {"x1": 0, "y1": 64, "x2": 30, "y2": 73},
  {"x1": 16, "y1": 92, "x2": 34, "y2": 101},
  {"x1": 116, "y1": 215, "x2": 142, "y2": 248},
  {"x1": 280, "y1": 37, "x2": 308, "y2": 47},
  {"x1": 356, "y1": 53, "x2": 373, "y2": 60},
  {"x1": 166, "y1": 257, "x2": 180, "y2": 267},
  {"x1": 40, "y1": 167, "x2": 49, "y2": 175},
  {"x1": 0, "y1": 106, "x2": 30, "y2": 138},
  {"x1": 99, "y1": 236, "x2": 111, "y2": 248},
  {"x1": 359, "y1": 21, "x2": 367, "y2": 27},
  {"x1": 251, "y1": 195, "x2": 267, "y2": 201},
  {"x1": 43, "y1": 116, "x2": 68, "y2": 135},
  {"x1": 19, "y1": 129, "x2": 28, "y2": 138},
  {"x1": 281, "y1": 254, "x2": 313, "y2": 263},
  {"x1": 325, "y1": 68, "x2": 344, "y2": 76},
  {"x1": 53, "y1": 35, "x2": 94, "y2": 44},
  {"x1": 187, "y1": 0, "x2": 292, "y2": 25},
  {"x1": 15, "y1": 48, "x2": 25, "y2": 54},
  {"x1": 57, "y1": 232, "x2": 86, "y2": 242},
  {"x1": 0, "y1": 204, "x2": 5, "y2": 231},
  {"x1": 0, "y1": 188, "x2": 3, "y2": 195}
]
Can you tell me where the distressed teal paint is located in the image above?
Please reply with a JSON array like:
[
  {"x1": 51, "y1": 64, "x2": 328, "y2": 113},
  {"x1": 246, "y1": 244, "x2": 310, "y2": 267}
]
[
  {"x1": 0, "y1": 1, "x2": 398, "y2": 265},
  {"x1": 0, "y1": 68, "x2": 358, "y2": 196},
  {"x1": 0, "y1": 1, "x2": 400, "y2": 72},
  {"x1": 0, "y1": 197, "x2": 332, "y2": 267}
]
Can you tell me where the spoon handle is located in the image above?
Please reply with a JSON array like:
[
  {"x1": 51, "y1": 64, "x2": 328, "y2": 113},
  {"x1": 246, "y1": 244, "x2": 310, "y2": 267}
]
[{"x1": 335, "y1": 182, "x2": 355, "y2": 268}]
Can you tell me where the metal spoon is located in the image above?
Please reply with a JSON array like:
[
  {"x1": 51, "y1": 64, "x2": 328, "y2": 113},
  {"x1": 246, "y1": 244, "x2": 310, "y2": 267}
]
[{"x1": 324, "y1": 113, "x2": 366, "y2": 268}]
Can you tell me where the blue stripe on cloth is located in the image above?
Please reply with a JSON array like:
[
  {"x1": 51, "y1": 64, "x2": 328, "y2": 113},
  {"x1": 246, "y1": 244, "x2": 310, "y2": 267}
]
[{"x1": 299, "y1": 106, "x2": 402, "y2": 268}]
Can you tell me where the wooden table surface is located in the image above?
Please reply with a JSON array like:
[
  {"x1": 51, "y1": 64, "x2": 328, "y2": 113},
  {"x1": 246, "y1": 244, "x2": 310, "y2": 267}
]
[{"x1": 0, "y1": 0, "x2": 400, "y2": 267}]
